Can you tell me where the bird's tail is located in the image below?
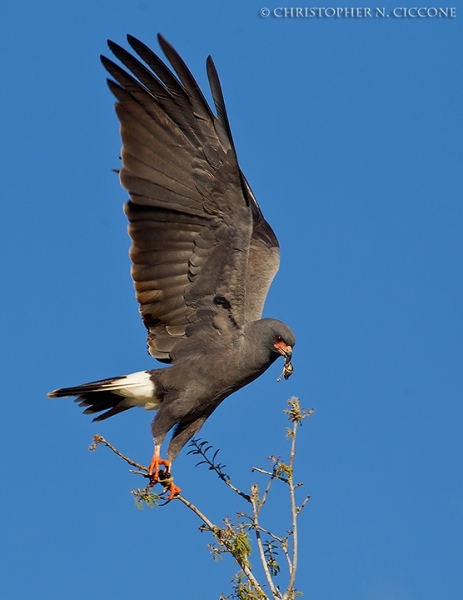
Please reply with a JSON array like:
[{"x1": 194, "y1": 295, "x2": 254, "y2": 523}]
[{"x1": 48, "y1": 371, "x2": 161, "y2": 421}]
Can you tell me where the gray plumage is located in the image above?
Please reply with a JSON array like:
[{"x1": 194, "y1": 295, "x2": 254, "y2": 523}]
[{"x1": 49, "y1": 35, "x2": 295, "y2": 465}]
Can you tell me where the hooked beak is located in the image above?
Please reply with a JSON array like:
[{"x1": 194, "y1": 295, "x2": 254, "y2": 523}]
[
  {"x1": 273, "y1": 341, "x2": 293, "y2": 358},
  {"x1": 275, "y1": 342, "x2": 295, "y2": 382}
]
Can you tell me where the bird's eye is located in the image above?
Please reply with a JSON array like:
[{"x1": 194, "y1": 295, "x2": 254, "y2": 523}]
[{"x1": 274, "y1": 335, "x2": 283, "y2": 343}]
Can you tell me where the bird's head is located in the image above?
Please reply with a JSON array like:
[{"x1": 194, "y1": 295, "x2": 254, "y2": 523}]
[
  {"x1": 264, "y1": 320, "x2": 295, "y2": 358},
  {"x1": 265, "y1": 320, "x2": 295, "y2": 381}
]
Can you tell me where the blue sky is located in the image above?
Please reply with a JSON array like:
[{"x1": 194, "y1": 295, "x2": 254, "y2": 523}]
[{"x1": 1, "y1": 2, "x2": 462, "y2": 599}]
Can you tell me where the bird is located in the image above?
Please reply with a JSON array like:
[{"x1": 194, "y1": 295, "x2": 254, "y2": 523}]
[{"x1": 48, "y1": 34, "x2": 295, "y2": 499}]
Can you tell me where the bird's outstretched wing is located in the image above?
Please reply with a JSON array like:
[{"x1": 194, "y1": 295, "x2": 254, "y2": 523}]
[
  {"x1": 204, "y1": 57, "x2": 281, "y2": 323},
  {"x1": 102, "y1": 35, "x2": 279, "y2": 362},
  {"x1": 242, "y1": 176, "x2": 281, "y2": 322}
]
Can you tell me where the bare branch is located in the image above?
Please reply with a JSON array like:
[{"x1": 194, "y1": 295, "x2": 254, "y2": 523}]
[
  {"x1": 280, "y1": 537, "x2": 293, "y2": 572},
  {"x1": 89, "y1": 434, "x2": 148, "y2": 472},
  {"x1": 178, "y1": 497, "x2": 267, "y2": 597},
  {"x1": 258, "y1": 471, "x2": 276, "y2": 513},
  {"x1": 297, "y1": 494, "x2": 311, "y2": 516},
  {"x1": 285, "y1": 418, "x2": 299, "y2": 599},
  {"x1": 176, "y1": 495, "x2": 218, "y2": 532},
  {"x1": 252, "y1": 467, "x2": 275, "y2": 478},
  {"x1": 251, "y1": 484, "x2": 282, "y2": 599},
  {"x1": 282, "y1": 398, "x2": 313, "y2": 600}
]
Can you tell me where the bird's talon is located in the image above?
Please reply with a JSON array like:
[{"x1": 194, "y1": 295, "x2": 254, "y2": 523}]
[
  {"x1": 148, "y1": 451, "x2": 171, "y2": 481},
  {"x1": 166, "y1": 482, "x2": 181, "y2": 499},
  {"x1": 157, "y1": 471, "x2": 181, "y2": 499}
]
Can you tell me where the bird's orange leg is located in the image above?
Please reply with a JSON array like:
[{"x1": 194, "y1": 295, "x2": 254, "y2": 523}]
[
  {"x1": 148, "y1": 444, "x2": 170, "y2": 480},
  {"x1": 148, "y1": 444, "x2": 181, "y2": 499}
]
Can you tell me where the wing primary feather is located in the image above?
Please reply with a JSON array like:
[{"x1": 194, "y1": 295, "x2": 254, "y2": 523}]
[
  {"x1": 102, "y1": 56, "x2": 200, "y2": 150},
  {"x1": 156, "y1": 34, "x2": 214, "y2": 121},
  {"x1": 206, "y1": 56, "x2": 236, "y2": 154},
  {"x1": 111, "y1": 38, "x2": 200, "y2": 145},
  {"x1": 107, "y1": 40, "x2": 170, "y2": 96},
  {"x1": 127, "y1": 35, "x2": 187, "y2": 99}
]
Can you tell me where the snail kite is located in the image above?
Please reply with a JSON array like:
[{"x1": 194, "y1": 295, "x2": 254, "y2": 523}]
[{"x1": 48, "y1": 35, "x2": 295, "y2": 498}]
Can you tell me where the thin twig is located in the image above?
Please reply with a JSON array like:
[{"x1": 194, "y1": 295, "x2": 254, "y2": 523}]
[
  {"x1": 251, "y1": 485, "x2": 282, "y2": 600},
  {"x1": 236, "y1": 516, "x2": 289, "y2": 547},
  {"x1": 252, "y1": 467, "x2": 282, "y2": 479},
  {"x1": 188, "y1": 439, "x2": 251, "y2": 502},
  {"x1": 255, "y1": 525, "x2": 287, "y2": 546},
  {"x1": 89, "y1": 435, "x2": 148, "y2": 472},
  {"x1": 285, "y1": 420, "x2": 299, "y2": 599},
  {"x1": 176, "y1": 495, "x2": 217, "y2": 531},
  {"x1": 225, "y1": 479, "x2": 252, "y2": 502},
  {"x1": 297, "y1": 494, "x2": 311, "y2": 516},
  {"x1": 281, "y1": 538, "x2": 292, "y2": 572},
  {"x1": 178, "y1": 494, "x2": 267, "y2": 598},
  {"x1": 258, "y1": 472, "x2": 276, "y2": 513}
]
